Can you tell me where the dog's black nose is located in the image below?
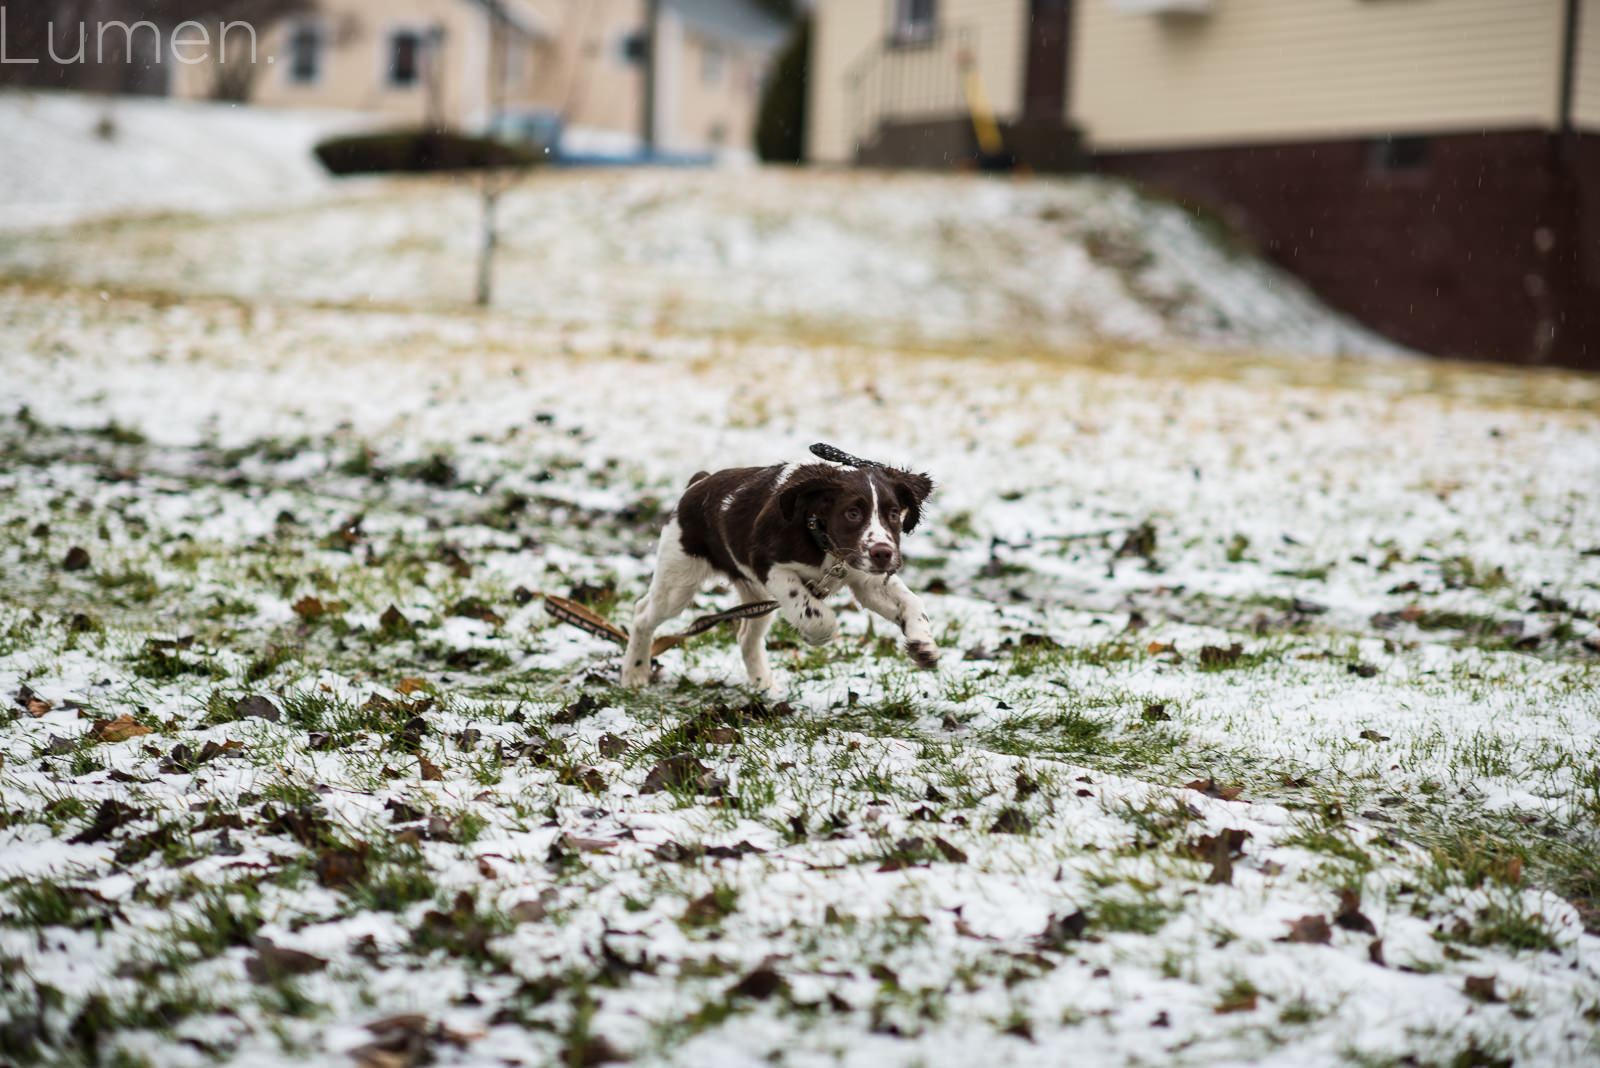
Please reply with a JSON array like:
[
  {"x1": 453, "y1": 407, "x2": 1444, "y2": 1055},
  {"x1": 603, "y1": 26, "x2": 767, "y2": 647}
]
[{"x1": 869, "y1": 544, "x2": 895, "y2": 568}]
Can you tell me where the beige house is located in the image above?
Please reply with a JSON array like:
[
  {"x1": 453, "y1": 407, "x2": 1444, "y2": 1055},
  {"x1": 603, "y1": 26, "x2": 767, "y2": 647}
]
[
  {"x1": 809, "y1": 0, "x2": 1600, "y2": 164},
  {"x1": 168, "y1": 0, "x2": 787, "y2": 158},
  {"x1": 807, "y1": 0, "x2": 1600, "y2": 369}
]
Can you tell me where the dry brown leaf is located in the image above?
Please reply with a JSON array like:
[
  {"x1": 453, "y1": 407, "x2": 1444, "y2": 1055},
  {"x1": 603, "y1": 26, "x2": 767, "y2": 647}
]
[
  {"x1": 90, "y1": 714, "x2": 153, "y2": 743},
  {"x1": 397, "y1": 677, "x2": 429, "y2": 695},
  {"x1": 558, "y1": 766, "x2": 608, "y2": 793},
  {"x1": 351, "y1": 1049, "x2": 411, "y2": 1068},
  {"x1": 1284, "y1": 914, "x2": 1332, "y2": 944},
  {"x1": 1199, "y1": 643, "x2": 1245, "y2": 668},
  {"x1": 1464, "y1": 975, "x2": 1499, "y2": 1002},
  {"x1": 1204, "y1": 833, "x2": 1233, "y2": 885},
  {"x1": 418, "y1": 755, "x2": 443, "y2": 781},
  {"x1": 315, "y1": 846, "x2": 369, "y2": 888},
  {"x1": 728, "y1": 967, "x2": 785, "y2": 1001},
  {"x1": 245, "y1": 938, "x2": 328, "y2": 983},
  {"x1": 1334, "y1": 889, "x2": 1377, "y2": 935},
  {"x1": 510, "y1": 898, "x2": 549, "y2": 924},
  {"x1": 1184, "y1": 778, "x2": 1245, "y2": 802}
]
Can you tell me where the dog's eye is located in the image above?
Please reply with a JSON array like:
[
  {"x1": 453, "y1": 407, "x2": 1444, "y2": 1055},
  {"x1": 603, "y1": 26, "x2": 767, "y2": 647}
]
[{"x1": 844, "y1": 508, "x2": 863, "y2": 523}]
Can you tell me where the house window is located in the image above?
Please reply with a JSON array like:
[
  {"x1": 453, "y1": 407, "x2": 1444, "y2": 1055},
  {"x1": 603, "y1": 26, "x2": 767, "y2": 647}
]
[
  {"x1": 389, "y1": 30, "x2": 422, "y2": 86},
  {"x1": 702, "y1": 42, "x2": 725, "y2": 86},
  {"x1": 893, "y1": 0, "x2": 937, "y2": 43},
  {"x1": 287, "y1": 24, "x2": 319, "y2": 84},
  {"x1": 1369, "y1": 135, "x2": 1429, "y2": 174},
  {"x1": 621, "y1": 31, "x2": 648, "y2": 65}
]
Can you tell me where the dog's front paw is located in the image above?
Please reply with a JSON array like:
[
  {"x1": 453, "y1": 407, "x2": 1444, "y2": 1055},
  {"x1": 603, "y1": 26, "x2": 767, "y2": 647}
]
[
  {"x1": 620, "y1": 659, "x2": 654, "y2": 687},
  {"x1": 906, "y1": 640, "x2": 940, "y2": 670}
]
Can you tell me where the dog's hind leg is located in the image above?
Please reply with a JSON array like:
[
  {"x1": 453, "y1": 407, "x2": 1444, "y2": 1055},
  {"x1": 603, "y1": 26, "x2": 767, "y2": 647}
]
[
  {"x1": 733, "y1": 579, "x2": 777, "y2": 692},
  {"x1": 622, "y1": 518, "x2": 709, "y2": 686}
]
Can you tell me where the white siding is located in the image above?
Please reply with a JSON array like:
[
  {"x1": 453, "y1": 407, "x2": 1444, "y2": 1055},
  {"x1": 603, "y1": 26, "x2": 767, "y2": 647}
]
[{"x1": 1072, "y1": 0, "x2": 1569, "y2": 150}]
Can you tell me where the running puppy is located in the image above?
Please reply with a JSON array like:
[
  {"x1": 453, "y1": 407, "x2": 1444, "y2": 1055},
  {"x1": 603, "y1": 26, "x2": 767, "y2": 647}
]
[{"x1": 621, "y1": 455, "x2": 937, "y2": 691}]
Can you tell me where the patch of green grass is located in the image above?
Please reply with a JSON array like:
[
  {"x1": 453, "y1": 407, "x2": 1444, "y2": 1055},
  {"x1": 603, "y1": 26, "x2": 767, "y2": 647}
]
[
  {"x1": 1275, "y1": 565, "x2": 1332, "y2": 581},
  {"x1": 974, "y1": 713, "x2": 1107, "y2": 765},
  {"x1": 127, "y1": 641, "x2": 224, "y2": 682},
  {"x1": 1278, "y1": 994, "x2": 1325, "y2": 1025},
  {"x1": 1008, "y1": 637, "x2": 1141, "y2": 678},
  {"x1": 69, "y1": 747, "x2": 106, "y2": 776},
  {"x1": 165, "y1": 883, "x2": 264, "y2": 962},
  {"x1": 37, "y1": 794, "x2": 91, "y2": 832},
  {"x1": 57, "y1": 982, "x2": 219, "y2": 1065},
  {"x1": 1093, "y1": 892, "x2": 1177, "y2": 936},
  {"x1": 342, "y1": 846, "x2": 438, "y2": 914},
  {"x1": 95, "y1": 568, "x2": 162, "y2": 604},
  {"x1": 1277, "y1": 819, "x2": 1376, "y2": 877},
  {"x1": 1435, "y1": 894, "x2": 1561, "y2": 953},
  {"x1": 89, "y1": 421, "x2": 147, "y2": 447},
  {"x1": 1112, "y1": 794, "x2": 1199, "y2": 853},
  {"x1": 1439, "y1": 556, "x2": 1509, "y2": 591},
  {"x1": 0, "y1": 880, "x2": 115, "y2": 930}
]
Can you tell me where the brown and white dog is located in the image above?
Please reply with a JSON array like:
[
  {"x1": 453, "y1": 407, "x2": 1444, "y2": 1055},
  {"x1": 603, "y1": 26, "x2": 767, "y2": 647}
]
[{"x1": 621, "y1": 457, "x2": 938, "y2": 691}]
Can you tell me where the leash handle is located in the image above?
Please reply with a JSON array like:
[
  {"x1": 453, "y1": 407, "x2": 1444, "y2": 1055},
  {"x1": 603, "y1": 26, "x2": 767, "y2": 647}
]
[
  {"x1": 809, "y1": 442, "x2": 888, "y2": 470},
  {"x1": 544, "y1": 595, "x2": 629, "y2": 646}
]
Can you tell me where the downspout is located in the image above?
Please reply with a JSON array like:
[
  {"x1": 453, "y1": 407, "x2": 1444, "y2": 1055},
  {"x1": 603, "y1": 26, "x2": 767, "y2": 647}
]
[
  {"x1": 642, "y1": 0, "x2": 661, "y2": 155},
  {"x1": 1557, "y1": 0, "x2": 1579, "y2": 163},
  {"x1": 1538, "y1": 0, "x2": 1584, "y2": 365}
]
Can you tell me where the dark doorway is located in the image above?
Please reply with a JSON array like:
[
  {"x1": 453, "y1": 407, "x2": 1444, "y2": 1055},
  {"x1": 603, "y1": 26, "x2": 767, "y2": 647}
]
[{"x1": 1024, "y1": 0, "x2": 1071, "y2": 120}]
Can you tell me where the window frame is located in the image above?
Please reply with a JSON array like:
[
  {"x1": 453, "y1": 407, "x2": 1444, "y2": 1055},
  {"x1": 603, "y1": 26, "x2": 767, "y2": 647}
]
[
  {"x1": 890, "y1": 0, "x2": 938, "y2": 46},
  {"x1": 285, "y1": 21, "x2": 321, "y2": 86},
  {"x1": 387, "y1": 27, "x2": 424, "y2": 89}
]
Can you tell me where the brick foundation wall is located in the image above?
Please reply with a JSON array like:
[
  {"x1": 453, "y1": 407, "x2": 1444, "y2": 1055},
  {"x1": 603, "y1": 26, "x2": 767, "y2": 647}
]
[{"x1": 1095, "y1": 130, "x2": 1600, "y2": 369}]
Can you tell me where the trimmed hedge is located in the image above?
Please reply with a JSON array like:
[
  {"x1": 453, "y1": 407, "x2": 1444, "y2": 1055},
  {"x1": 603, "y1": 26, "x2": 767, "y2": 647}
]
[
  {"x1": 314, "y1": 130, "x2": 541, "y2": 176},
  {"x1": 755, "y1": 18, "x2": 809, "y2": 164}
]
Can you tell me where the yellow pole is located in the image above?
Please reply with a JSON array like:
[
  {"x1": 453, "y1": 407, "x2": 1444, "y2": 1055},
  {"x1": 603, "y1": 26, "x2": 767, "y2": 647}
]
[{"x1": 956, "y1": 46, "x2": 1003, "y2": 158}]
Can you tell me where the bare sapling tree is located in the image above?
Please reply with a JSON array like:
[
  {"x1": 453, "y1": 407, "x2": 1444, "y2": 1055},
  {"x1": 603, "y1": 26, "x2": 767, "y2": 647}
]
[{"x1": 475, "y1": 3, "x2": 516, "y2": 308}]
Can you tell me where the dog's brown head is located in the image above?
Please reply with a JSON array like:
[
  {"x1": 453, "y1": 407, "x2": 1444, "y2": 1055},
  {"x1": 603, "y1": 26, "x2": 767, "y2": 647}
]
[{"x1": 777, "y1": 463, "x2": 933, "y2": 574}]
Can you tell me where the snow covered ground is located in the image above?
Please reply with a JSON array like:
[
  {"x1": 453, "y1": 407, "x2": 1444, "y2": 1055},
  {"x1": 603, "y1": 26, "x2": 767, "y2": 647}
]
[
  {"x1": 1, "y1": 282, "x2": 1597, "y2": 1067},
  {"x1": 0, "y1": 90, "x2": 374, "y2": 232},
  {"x1": 1, "y1": 93, "x2": 1598, "y2": 1068},
  {"x1": 1, "y1": 89, "x2": 1397, "y2": 357}
]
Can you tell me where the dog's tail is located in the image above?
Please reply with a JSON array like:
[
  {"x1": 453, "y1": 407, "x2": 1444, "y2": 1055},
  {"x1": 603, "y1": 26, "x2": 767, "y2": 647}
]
[{"x1": 809, "y1": 442, "x2": 888, "y2": 470}]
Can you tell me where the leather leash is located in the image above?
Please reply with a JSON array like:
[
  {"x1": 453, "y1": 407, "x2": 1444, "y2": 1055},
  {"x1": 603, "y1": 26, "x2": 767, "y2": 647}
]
[{"x1": 544, "y1": 594, "x2": 778, "y2": 658}]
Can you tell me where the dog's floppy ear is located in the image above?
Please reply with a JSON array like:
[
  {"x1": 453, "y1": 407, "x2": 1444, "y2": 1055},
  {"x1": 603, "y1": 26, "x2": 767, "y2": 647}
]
[
  {"x1": 777, "y1": 466, "x2": 843, "y2": 524},
  {"x1": 887, "y1": 470, "x2": 934, "y2": 533}
]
